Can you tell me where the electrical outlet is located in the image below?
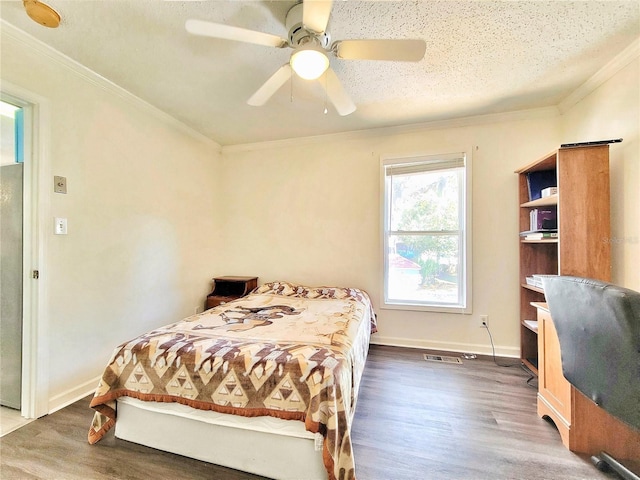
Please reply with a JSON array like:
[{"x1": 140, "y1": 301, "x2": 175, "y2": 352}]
[
  {"x1": 480, "y1": 315, "x2": 488, "y2": 328},
  {"x1": 54, "y1": 217, "x2": 67, "y2": 235}
]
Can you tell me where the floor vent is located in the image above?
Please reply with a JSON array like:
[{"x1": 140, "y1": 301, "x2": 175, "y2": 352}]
[{"x1": 423, "y1": 354, "x2": 463, "y2": 364}]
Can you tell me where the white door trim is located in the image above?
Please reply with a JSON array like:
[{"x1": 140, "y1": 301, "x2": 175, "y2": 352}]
[{"x1": 1, "y1": 81, "x2": 50, "y2": 419}]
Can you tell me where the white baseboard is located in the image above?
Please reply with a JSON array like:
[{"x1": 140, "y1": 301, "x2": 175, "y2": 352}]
[
  {"x1": 370, "y1": 335, "x2": 520, "y2": 358},
  {"x1": 48, "y1": 375, "x2": 101, "y2": 414}
]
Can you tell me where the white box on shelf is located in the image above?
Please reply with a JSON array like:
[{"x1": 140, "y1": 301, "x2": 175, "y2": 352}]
[{"x1": 541, "y1": 187, "x2": 558, "y2": 197}]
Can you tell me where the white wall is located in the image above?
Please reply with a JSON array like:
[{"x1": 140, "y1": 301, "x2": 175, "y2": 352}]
[
  {"x1": 560, "y1": 55, "x2": 640, "y2": 290},
  {"x1": 2, "y1": 23, "x2": 636, "y2": 410},
  {"x1": 218, "y1": 44, "x2": 639, "y2": 357},
  {"x1": 219, "y1": 112, "x2": 561, "y2": 356},
  {"x1": 1, "y1": 27, "x2": 222, "y2": 409}
]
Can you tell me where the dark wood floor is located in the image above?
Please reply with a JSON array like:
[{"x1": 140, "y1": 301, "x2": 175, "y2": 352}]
[{"x1": 0, "y1": 345, "x2": 618, "y2": 480}]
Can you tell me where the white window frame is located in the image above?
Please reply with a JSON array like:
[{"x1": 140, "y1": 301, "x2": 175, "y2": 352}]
[{"x1": 380, "y1": 150, "x2": 472, "y2": 314}]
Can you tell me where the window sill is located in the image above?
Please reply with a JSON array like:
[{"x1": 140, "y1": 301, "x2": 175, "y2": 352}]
[{"x1": 381, "y1": 302, "x2": 471, "y2": 314}]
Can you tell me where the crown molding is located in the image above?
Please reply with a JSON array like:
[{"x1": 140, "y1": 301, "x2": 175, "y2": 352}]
[
  {"x1": 558, "y1": 36, "x2": 640, "y2": 114},
  {"x1": 221, "y1": 106, "x2": 560, "y2": 154},
  {"x1": 1, "y1": 20, "x2": 221, "y2": 152}
]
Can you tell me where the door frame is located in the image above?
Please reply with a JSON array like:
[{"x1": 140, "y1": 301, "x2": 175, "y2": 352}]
[{"x1": 1, "y1": 82, "x2": 50, "y2": 419}]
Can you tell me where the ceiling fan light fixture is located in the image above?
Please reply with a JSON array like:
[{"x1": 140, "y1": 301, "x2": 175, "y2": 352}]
[{"x1": 290, "y1": 45, "x2": 329, "y2": 80}]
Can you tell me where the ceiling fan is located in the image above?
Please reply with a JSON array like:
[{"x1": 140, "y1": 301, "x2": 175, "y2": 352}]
[{"x1": 186, "y1": 0, "x2": 426, "y2": 116}]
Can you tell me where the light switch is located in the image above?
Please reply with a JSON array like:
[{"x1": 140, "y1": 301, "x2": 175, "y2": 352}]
[
  {"x1": 54, "y1": 176, "x2": 67, "y2": 194},
  {"x1": 54, "y1": 217, "x2": 67, "y2": 235}
]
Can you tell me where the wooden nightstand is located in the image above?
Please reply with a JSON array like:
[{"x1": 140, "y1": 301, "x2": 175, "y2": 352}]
[{"x1": 205, "y1": 276, "x2": 258, "y2": 310}]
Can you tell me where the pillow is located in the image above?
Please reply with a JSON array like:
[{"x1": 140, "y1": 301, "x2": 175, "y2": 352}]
[{"x1": 253, "y1": 281, "x2": 377, "y2": 332}]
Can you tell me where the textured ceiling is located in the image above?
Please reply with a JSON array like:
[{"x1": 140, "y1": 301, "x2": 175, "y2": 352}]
[{"x1": 1, "y1": 1, "x2": 639, "y2": 146}]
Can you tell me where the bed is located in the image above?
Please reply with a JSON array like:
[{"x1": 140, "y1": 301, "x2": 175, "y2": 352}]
[{"x1": 88, "y1": 281, "x2": 376, "y2": 480}]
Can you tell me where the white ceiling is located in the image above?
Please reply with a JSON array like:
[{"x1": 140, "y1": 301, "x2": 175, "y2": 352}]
[{"x1": 1, "y1": 1, "x2": 639, "y2": 146}]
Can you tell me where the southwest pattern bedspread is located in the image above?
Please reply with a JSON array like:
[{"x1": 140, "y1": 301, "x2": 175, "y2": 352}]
[{"x1": 88, "y1": 282, "x2": 376, "y2": 480}]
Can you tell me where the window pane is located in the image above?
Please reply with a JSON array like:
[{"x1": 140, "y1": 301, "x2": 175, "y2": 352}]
[
  {"x1": 389, "y1": 169, "x2": 459, "y2": 232},
  {"x1": 387, "y1": 234, "x2": 460, "y2": 305}
]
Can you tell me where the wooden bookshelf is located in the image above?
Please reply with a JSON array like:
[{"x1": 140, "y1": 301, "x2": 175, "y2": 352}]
[
  {"x1": 515, "y1": 145, "x2": 613, "y2": 456},
  {"x1": 515, "y1": 145, "x2": 611, "y2": 374}
]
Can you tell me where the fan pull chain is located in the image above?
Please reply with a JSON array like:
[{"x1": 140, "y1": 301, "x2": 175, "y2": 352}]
[
  {"x1": 323, "y1": 72, "x2": 328, "y2": 114},
  {"x1": 290, "y1": 72, "x2": 294, "y2": 103}
]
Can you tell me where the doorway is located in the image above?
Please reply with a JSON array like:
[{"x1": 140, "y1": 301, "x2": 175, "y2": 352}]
[
  {"x1": 0, "y1": 86, "x2": 49, "y2": 433},
  {"x1": 1, "y1": 99, "x2": 24, "y2": 412}
]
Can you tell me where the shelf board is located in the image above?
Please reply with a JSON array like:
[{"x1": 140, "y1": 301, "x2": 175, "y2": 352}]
[
  {"x1": 514, "y1": 151, "x2": 557, "y2": 174},
  {"x1": 522, "y1": 319, "x2": 539, "y2": 333},
  {"x1": 530, "y1": 301, "x2": 549, "y2": 312},
  {"x1": 520, "y1": 194, "x2": 558, "y2": 208},
  {"x1": 521, "y1": 283, "x2": 545, "y2": 294},
  {"x1": 521, "y1": 238, "x2": 559, "y2": 244}
]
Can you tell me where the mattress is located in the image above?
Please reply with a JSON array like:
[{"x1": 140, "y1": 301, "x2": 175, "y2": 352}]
[{"x1": 89, "y1": 281, "x2": 376, "y2": 480}]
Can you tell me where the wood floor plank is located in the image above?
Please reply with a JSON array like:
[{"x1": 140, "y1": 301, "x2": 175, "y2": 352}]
[{"x1": 0, "y1": 345, "x2": 619, "y2": 479}]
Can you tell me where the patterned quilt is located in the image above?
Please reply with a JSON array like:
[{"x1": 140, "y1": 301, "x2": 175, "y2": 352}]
[{"x1": 88, "y1": 282, "x2": 377, "y2": 480}]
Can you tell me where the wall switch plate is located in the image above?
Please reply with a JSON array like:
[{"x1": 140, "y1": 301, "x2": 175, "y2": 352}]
[
  {"x1": 54, "y1": 217, "x2": 67, "y2": 235},
  {"x1": 54, "y1": 176, "x2": 67, "y2": 194}
]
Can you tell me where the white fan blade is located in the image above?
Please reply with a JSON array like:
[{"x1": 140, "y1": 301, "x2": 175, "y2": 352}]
[
  {"x1": 320, "y1": 68, "x2": 356, "y2": 116},
  {"x1": 185, "y1": 19, "x2": 288, "y2": 48},
  {"x1": 247, "y1": 64, "x2": 292, "y2": 106},
  {"x1": 303, "y1": 0, "x2": 333, "y2": 34},
  {"x1": 335, "y1": 39, "x2": 426, "y2": 61}
]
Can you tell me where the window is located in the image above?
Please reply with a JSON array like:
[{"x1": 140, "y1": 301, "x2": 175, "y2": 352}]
[
  {"x1": 382, "y1": 151, "x2": 471, "y2": 312},
  {"x1": 0, "y1": 100, "x2": 23, "y2": 164}
]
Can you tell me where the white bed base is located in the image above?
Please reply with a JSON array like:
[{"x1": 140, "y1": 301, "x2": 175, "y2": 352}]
[{"x1": 115, "y1": 397, "x2": 328, "y2": 480}]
